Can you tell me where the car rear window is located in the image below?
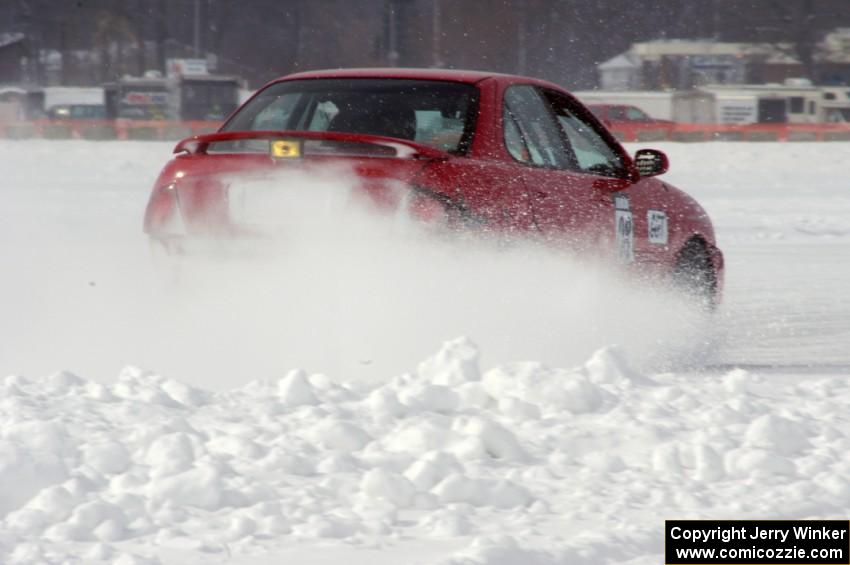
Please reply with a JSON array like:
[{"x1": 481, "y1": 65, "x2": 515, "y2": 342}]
[{"x1": 222, "y1": 78, "x2": 478, "y2": 155}]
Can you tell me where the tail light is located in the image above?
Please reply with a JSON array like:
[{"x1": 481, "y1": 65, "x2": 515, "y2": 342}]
[{"x1": 144, "y1": 182, "x2": 186, "y2": 236}]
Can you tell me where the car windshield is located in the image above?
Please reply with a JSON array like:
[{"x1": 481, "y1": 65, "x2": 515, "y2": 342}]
[{"x1": 222, "y1": 78, "x2": 479, "y2": 154}]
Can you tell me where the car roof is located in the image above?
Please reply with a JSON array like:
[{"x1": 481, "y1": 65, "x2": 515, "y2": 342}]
[{"x1": 276, "y1": 67, "x2": 562, "y2": 89}]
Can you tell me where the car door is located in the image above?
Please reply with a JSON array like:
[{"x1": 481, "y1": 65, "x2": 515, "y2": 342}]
[
  {"x1": 537, "y1": 88, "x2": 674, "y2": 265},
  {"x1": 405, "y1": 78, "x2": 536, "y2": 234},
  {"x1": 501, "y1": 84, "x2": 620, "y2": 257}
]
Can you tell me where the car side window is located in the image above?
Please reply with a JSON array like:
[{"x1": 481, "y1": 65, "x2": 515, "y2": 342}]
[
  {"x1": 503, "y1": 107, "x2": 531, "y2": 163},
  {"x1": 541, "y1": 89, "x2": 627, "y2": 178},
  {"x1": 503, "y1": 85, "x2": 571, "y2": 169},
  {"x1": 608, "y1": 106, "x2": 626, "y2": 121},
  {"x1": 626, "y1": 106, "x2": 649, "y2": 121}
]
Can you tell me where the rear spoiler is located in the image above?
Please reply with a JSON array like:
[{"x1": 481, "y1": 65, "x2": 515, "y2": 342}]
[{"x1": 173, "y1": 130, "x2": 449, "y2": 160}]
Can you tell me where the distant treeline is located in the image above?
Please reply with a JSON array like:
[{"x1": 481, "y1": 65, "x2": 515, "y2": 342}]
[{"x1": 2, "y1": 0, "x2": 850, "y2": 89}]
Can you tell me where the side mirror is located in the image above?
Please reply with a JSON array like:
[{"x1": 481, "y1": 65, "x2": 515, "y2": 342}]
[{"x1": 634, "y1": 148, "x2": 669, "y2": 178}]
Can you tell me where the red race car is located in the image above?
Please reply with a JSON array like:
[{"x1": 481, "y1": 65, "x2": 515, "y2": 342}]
[
  {"x1": 586, "y1": 104, "x2": 675, "y2": 142},
  {"x1": 586, "y1": 103, "x2": 674, "y2": 126},
  {"x1": 144, "y1": 68, "x2": 723, "y2": 304}
]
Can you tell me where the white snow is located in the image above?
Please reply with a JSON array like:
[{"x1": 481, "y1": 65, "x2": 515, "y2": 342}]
[{"x1": 0, "y1": 140, "x2": 849, "y2": 563}]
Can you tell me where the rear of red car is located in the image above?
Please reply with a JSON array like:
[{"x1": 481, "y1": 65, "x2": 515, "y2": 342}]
[{"x1": 144, "y1": 76, "x2": 482, "y2": 250}]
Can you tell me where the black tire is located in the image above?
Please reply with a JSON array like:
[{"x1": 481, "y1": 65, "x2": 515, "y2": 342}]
[{"x1": 672, "y1": 238, "x2": 717, "y2": 310}]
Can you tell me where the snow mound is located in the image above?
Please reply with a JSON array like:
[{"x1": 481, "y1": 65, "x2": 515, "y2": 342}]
[{"x1": 1, "y1": 341, "x2": 849, "y2": 563}]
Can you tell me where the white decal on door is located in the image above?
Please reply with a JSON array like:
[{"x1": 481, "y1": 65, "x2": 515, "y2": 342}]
[
  {"x1": 613, "y1": 193, "x2": 634, "y2": 263},
  {"x1": 647, "y1": 209, "x2": 668, "y2": 245}
]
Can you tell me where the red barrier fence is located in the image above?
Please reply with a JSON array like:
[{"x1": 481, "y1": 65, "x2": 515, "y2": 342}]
[
  {"x1": 2, "y1": 119, "x2": 850, "y2": 142},
  {"x1": 609, "y1": 122, "x2": 850, "y2": 142}
]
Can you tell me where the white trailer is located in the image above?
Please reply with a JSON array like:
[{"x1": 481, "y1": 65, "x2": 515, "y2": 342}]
[
  {"x1": 700, "y1": 83, "x2": 822, "y2": 124},
  {"x1": 42, "y1": 87, "x2": 105, "y2": 109},
  {"x1": 820, "y1": 86, "x2": 850, "y2": 123},
  {"x1": 572, "y1": 90, "x2": 716, "y2": 123}
]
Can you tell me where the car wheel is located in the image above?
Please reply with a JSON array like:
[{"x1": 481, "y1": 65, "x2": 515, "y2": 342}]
[{"x1": 672, "y1": 238, "x2": 717, "y2": 310}]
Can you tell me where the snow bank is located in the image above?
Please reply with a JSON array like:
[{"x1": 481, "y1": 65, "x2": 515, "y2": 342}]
[
  {"x1": 3, "y1": 136, "x2": 850, "y2": 563},
  {"x1": 1, "y1": 338, "x2": 848, "y2": 563}
]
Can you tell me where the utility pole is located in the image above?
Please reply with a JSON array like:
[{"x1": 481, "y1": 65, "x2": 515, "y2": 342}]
[
  {"x1": 432, "y1": 0, "x2": 442, "y2": 68},
  {"x1": 385, "y1": 0, "x2": 399, "y2": 67},
  {"x1": 193, "y1": 0, "x2": 201, "y2": 57},
  {"x1": 60, "y1": 22, "x2": 69, "y2": 85},
  {"x1": 155, "y1": 0, "x2": 167, "y2": 74},
  {"x1": 517, "y1": 1, "x2": 526, "y2": 74}
]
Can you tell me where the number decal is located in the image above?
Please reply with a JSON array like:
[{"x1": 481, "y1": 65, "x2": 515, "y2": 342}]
[
  {"x1": 613, "y1": 193, "x2": 634, "y2": 263},
  {"x1": 647, "y1": 209, "x2": 668, "y2": 245}
]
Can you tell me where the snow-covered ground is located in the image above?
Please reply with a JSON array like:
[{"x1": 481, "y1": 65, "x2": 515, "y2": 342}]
[{"x1": 0, "y1": 140, "x2": 848, "y2": 564}]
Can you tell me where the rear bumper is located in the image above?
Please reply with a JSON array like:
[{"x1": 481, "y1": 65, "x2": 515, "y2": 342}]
[{"x1": 149, "y1": 234, "x2": 279, "y2": 261}]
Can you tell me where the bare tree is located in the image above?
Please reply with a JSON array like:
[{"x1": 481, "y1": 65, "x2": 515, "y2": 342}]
[{"x1": 6, "y1": 0, "x2": 850, "y2": 88}]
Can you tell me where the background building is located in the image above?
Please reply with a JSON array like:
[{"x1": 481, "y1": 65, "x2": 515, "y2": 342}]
[{"x1": 599, "y1": 33, "x2": 850, "y2": 91}]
